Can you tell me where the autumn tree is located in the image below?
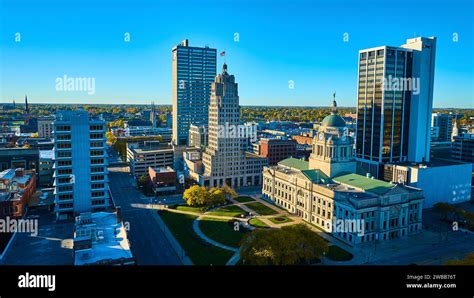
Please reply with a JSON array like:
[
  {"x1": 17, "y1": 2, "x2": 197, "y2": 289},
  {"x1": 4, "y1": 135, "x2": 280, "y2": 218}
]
[
  {"x1": 209, "y1": 188, "x2": 226, "y2": 206},
  {"x1": 433, "y1": 202, "x2": 457, "y2": 221},
  {"x1": 106, "y1": 131, "x2": 117, "y2": 145},
  {"x1": 221, "y1": 184, "x2": 238, "y2": 199},
  {"x1": 183, "y1": 185, "x2": 210, "y2": 206},
  {"x1": 444, "y1": 252, "x2": 474, "y2": 265},
  {"x1": 183, "y1": 186, "x2": 228, "y2": 207},
  {"x1": 240, "y1": 224, "x2": 328, "y2": 265}
]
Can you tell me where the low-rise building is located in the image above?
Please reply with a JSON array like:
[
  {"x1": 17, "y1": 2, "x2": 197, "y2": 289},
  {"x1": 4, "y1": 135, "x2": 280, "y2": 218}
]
[
  {"x1": 292, "y1": 133, "x2": 314, "y2": 145},
  {"x1": 39, "y1": 150, "x2": 53, "y2": 187},
  {"x1": 148, "y1": 166, "x2": 176, "y2": 195},
  {"x1": 0, "y1": 168, "x2": 36, "y2": 219},
  {"x1": 73, "y1": 210, "x2": 134, "y2": 265},
  {"x1": 258, "y1": 138, "x2": 297, "y2": 166},
  {"x1": 0, "y1": 148, "x2": 39, "y2": 172},
  {"x1": 382, "y1": 159, "x2": 472, "y2": 208},
  {"x1": 127, "y1": 141, "x2": 174, "y2": 177}
]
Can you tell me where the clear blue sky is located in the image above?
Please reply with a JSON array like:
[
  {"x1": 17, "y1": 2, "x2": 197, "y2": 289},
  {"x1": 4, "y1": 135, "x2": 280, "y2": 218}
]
[{"x1": 0, "y1": 0, "x2": 473, "y2": 108}]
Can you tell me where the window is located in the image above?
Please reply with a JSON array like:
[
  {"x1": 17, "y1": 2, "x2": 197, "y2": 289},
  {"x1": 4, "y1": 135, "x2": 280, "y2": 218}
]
[{"x1": 56, "y1": 125, "x2": 70, "y2": 131}]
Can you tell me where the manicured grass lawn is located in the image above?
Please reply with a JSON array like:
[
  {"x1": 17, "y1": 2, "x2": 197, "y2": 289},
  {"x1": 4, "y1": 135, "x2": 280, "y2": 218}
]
[
  {"x1": 159, "y1": 211, "x2": 234, "y2": 265},
  {"x1": 234, "y1": 196, "x2": 255, "y2": 203},
  {"x1": 248, "y1": 217, "x2": 269, "y2": 228},
  {"x1": 268, "y1": 216, "x2": 293, "y2": 224},
  {"x1": 245, "y1": 202, "x2": 278, "y2": 216},
  {"x1": 199, "y1": 217, "x2": 249, "y2": 247},
  {"x1": 326, "y1": 245, "x2": 353, "y2": 261},
  {"x1": 207, "y1": 205, "x2": 247, "y2": 217},
  {"x1": 174, "y1": 205, "x2": 206, "y2": 214}
]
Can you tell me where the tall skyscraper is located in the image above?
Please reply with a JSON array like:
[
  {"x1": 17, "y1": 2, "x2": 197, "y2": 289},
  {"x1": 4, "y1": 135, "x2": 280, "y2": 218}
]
[
  {"x1": 195, "y1": 63, "x2": 267, "y2": 188},
  {"x1": 53, "y1": 110, "x2": 110, "y2": 220},
  {"x1": 355, "y1": 37, "x2": 436, "y2": 177},
  {"x1": 172, "y1": 39, "x2": 217, "y2": 145},
  {"x1": 431, "y1": 112, "x2": 453, "y2": 143}
]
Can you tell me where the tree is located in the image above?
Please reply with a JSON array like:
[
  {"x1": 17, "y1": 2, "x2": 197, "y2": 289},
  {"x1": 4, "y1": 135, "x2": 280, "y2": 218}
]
[
  {"x1": 106, "y1": 131, "x2": 117, "y2": 145},
  {"x1": 240, "y1": 224, "x2": 328, "y2": 265},
  {"x1": 209, "y1": 188, "x2": 226, "y2": 206},
  {"x1": 221, "y1": 184, "x2": 238, "y2": 199},
  {"x1": 137, "y1": 175, "x2": 149, "y2": 188},
  {"x1": 444, "y1": 252, "x2": 474, "y2": 265},
  {"x1": 433, "y1": 202, "x2": 456, "y2": 221},
  {"x1": 183, "y1": 185, "x2": 209, "y2": 206}
]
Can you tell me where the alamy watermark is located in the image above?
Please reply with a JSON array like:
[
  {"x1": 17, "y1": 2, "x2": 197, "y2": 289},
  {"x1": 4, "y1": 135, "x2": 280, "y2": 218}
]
[
  {"x1": 217, "y1": 122, "x2": 257, "y2": 142},
  {"x1": 324, "y1": 218, "x2": 365, "y2": 237},
  {"x1": 381, "y1": 75, "x2": 420, "y2": 95},
  {"x1": 55, "y1": 75, "x2": 96, "y2": 95},
  {"x1": 0, "y1": 217, "x2": 38, "y2": 236}
]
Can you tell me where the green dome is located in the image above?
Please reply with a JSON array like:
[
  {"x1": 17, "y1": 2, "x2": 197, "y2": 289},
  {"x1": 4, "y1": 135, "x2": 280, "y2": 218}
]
[{"x1": 321, "y1": 114, "x2": 346, "y2": 127}]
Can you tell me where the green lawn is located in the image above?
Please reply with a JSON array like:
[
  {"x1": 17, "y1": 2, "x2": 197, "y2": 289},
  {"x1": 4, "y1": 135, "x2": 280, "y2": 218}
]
[
  {"x1": 245, "y1": 202, "x2": 278, "y2": 216},
  {"x1": 174, "y1": 205, "x2": 206, "y2": 214},
  {"x1": 268, "y1": 216, "x2": 293, "y2": 224},
  {"x1": 248, "y1": 217, "x2": 269, "y2": 228},
  {"x1": 326, "y1": 245, "x2": 353, "y2": 261},
  {"x1": 199, "y1": 217, "x2": 249, "y2": 247},
  {"x1": 234, "y1": 196, "x2": 255, "y2": 203},
  {"x1": 159, "y1": 211, "x2": 234, "y2": 265},
  {"x1": 207, "y1": 204, "x2": 247, "y2": 217}
]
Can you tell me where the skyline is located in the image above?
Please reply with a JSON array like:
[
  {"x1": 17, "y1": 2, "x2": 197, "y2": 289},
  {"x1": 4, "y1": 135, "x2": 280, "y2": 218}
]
[{"x1": 0, "y1": 0, "x2": 473, "y2": 108}]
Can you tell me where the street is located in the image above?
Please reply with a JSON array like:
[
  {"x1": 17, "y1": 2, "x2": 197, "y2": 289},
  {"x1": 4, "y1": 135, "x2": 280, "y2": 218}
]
[{"x1": 108, "y1": 166, "x2": 182, "y2": 265}]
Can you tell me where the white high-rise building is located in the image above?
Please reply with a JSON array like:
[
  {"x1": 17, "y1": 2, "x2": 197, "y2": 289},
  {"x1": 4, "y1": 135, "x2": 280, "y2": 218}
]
[
  {"x1": 53, "y1": 110, "x2": 110, "y2": 220},
  {"x1": 401, "y1": 37, "x2": 437, "y2": 163},
  {"x1": 355, "y1": 37, "x2": 436, "y2": 178},
  {"x1": 172, "y1": 39, "x2": 217, "y2": 146}
]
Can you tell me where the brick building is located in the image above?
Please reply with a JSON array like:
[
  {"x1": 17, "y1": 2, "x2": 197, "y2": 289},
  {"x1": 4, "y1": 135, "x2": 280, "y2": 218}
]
[{"x1": 259, "y1": 138, "x2": 297, "y2": 166}]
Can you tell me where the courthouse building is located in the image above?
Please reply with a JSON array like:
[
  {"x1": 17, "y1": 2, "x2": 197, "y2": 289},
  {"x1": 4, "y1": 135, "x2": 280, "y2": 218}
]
[{"x1": 262, "y1": 99, "x2": 424, "y2": 245}]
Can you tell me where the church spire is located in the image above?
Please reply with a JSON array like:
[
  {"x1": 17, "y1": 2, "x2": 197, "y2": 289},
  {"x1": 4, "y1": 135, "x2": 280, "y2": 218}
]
[{"x1": 25, "y1": 95, "x2": 29, "y2": 115}]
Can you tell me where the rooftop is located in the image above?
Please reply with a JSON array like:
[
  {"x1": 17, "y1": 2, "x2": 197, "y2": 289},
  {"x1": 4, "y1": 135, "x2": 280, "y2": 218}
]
[
  {"x1": 278, "y1": 157, "x2": 309, "y2": 170},
  {"x1": 74, "y1": 212, "x2": 133, "y2": 266},
  {"x1": 301, "y1": 169, "x2": 330, "y2": 184},
  {"x1": 332, "y1": 172, "x2": 394, "y2": 195},
  {"x1": 150, "y1": 166, "x2": 175, "y2": 173},
  {"x1": 128, "y1": 142, "x2": 173, "y2": 154},
  {"x1": 39, "y1": 150, "x2": 54, "y2": 159},
  {"x1": 0, "y1": 168, "x2": 33, "y2": 185},
  {"x1": 389, "y1": 158, "x2": 469, "y2": 168},
  {"x1": 321, "y1": 114, "x2": 346, "y2": 128}
]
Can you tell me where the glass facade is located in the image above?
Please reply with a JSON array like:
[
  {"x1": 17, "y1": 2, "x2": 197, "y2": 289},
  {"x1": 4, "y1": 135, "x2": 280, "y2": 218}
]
[
  {"x1": 172, "y1": 42, "x2": 217, "y2": 145},
  {"x1": 356, "y1": 47, "x2": 413, "y2": 163}
]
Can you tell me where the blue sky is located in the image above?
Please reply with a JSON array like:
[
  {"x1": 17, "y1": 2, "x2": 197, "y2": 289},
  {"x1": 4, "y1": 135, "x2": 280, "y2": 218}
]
[{"x1": 0, "y1": 0, "x2": 473, "y2": 107}]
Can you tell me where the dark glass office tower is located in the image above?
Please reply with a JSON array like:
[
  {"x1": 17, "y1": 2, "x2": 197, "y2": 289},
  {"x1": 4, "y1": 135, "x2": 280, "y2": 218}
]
[{"x1": 356, "y1": 37, "x2": 436, "y2": 178}]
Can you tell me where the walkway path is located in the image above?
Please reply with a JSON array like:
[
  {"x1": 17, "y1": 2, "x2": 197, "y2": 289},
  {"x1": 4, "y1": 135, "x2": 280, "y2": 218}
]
[
  {"x1": 192, "y1": 218, "x2": 238, "y2": 252},
  {"x1": 163, "y1": 204, "x2": 246, "y2": 266}
]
